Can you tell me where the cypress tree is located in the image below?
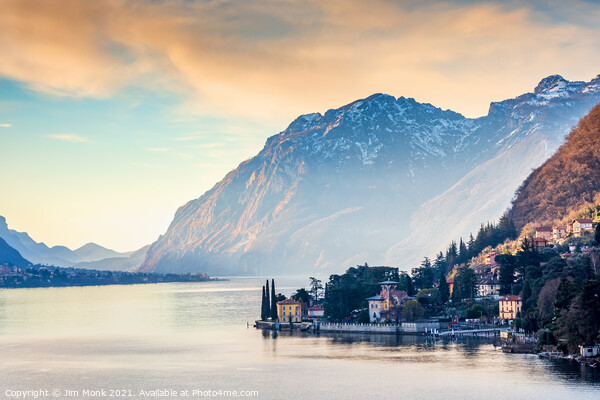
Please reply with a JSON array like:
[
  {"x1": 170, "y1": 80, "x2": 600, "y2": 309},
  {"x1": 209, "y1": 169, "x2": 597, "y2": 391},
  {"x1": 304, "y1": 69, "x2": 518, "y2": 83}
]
[
  {"x1": 265, "y1": 280, "x2": 271, "y2": 318},
  {"x1": 261, "y1": 285, "x2": 267, "y2": 320},
  {"x1": 439, "y1": 272, "x2": 450, "y2": 304},
  {"x1": 521, "y1": 280, "x2": 532, "y2": 314},
  {"x1": 270, "y1": 279, "x2": 277, "y2": 320},
  {"x1": 595, "y1": 223, "x2": 600, "y2": 244}
]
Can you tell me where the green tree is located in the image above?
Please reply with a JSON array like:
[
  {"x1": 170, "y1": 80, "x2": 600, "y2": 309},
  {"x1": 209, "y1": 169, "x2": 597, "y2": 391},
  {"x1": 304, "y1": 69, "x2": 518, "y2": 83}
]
[
  {"x1": 434, "y1": 252, "x2": 448, "y2": 276},
  {"x1": 398, "y1": 272, "x2": 415, "y2": 296},
  {"x1": 595, "y1": 223, "x2": 600, "y2": 244},
  {"x1": 292, "y1": 288, "x2": 311, "y2": 303},
  {"x1": 357, "y1": 309, "x2": 370, "y2": 324},
  {"x1": 416, "y1": 288, "x2": 440, "y2": 306},
  {"x1": 467, "y1": 304, "x2": 485, "y2": 319},
  {"x1": 497, "y1": 254, "x2": 516, "y2": 295},
  {"x1": 458, "y1": 238, "x2": 468, "y2": 264},
  {"x1": 275, "y1": 293, "x2": 286, "y2": 302},
  {"x1": 439, "y1": 272, "x2": 450, "y2": 304},
  {"x1": 309, "y1": 277, "x2": 323, "y2": 302},
  {"x1": 261, "y1": 285, "x2": 267, "y2": 321},
  {"x1": 403, "y1": 299, "x2": 425, "y2": 321},
  {"x1": 323, "y1": 265, "x2": 400, "y2": 321},
  {"x1": 453, "y1": 265, "x2": 477, "y2": 302},
  {"x1": 265, "y1": 280, "x2": 271, "y2": 318},
  {"x1": 412, "y1": 257, "x2": 435, "y2": 290},
  {"x1": 270, "y1": 279, "x2": 277, "y2": 320},
  {"x1": 521, "y1": 280, "x2": 532, "y2": 314},
  {"x1": 446, "y1": 241, "x2": 458, "y2": 268},
  {"x1": 558, "y1": 280, "x2": 600, "y2": 351}
]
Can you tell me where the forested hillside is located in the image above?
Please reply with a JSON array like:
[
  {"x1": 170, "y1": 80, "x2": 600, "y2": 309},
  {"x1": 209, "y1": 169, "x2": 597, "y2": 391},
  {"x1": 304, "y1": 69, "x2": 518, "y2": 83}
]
[{"x1": 511, "y1": 104, "x2": 600, "y2": 230}]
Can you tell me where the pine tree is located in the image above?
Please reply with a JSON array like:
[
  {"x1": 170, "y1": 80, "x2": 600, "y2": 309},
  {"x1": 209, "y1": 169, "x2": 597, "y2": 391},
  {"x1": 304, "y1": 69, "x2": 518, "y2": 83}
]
[
  {"x1": 459, "y1": 238, "x2": 468, "y2": 264},
  {"x1": 467, "y1": 233, "x2": 475, "y2": 258},
  {"x1": 521, "y1": 279, "x2": 532, "y2": 314},
  {"x1": 497, "y1": 254, "x2": 516, "y2": 295},
  {"x1": 434, "y1": 252, "x2": 448, "y2": 276},
  {"x1": 270, "y1": 279, "x2": 277, "y2": 320},
  {"x1": 595, "y1": 223, "x2": 600, "y2": 244},
  {"x1": 446, "y1": 241, "x2": 458, "y2": 268},
  {"x1": 439, "y1": 272, "x2": 450, "y2": 304},
  {"x1": 265, "y1": 280, "x2": 271, "y2": 318}
]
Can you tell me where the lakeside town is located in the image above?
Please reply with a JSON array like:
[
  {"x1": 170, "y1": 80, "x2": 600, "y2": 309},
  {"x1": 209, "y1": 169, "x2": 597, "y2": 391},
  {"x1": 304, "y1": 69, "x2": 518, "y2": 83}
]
[
  {"x1": 256, "y1": 217, "x2": 600, "y2": 365},
  {"x1": 0, "y1": 264, "x2": 212, "y2": 288}
]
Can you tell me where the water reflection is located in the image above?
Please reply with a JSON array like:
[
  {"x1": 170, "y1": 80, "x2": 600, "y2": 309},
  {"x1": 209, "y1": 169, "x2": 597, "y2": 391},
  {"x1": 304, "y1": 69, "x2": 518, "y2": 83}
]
[{"x1": 1, "y1": 278, "x2": 599, "y2": 400}]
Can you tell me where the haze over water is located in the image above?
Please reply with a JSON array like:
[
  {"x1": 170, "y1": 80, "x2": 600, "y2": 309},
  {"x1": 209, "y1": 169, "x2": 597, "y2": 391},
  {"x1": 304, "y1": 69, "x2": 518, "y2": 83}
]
[{"x1": 1, "y1": 277, "x2": 599, "y2": 400}]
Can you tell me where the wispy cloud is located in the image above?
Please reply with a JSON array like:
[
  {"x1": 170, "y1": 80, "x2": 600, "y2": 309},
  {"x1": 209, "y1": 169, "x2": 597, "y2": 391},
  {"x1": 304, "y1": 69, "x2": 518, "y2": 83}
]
[
  {"x1": 1, "y1": 0, "x2": 600, "y2": 118},
  {"x1": 0, "y1": 123, "x2": 11, "y2": 127},
  {"x1": 172, "y1": 133, "x2": 206, "y2": 142},
  {"x1": 145, "y1": 147, "x2": 169, "y2": 152},
  {"x1": 190, "y1": 143, "x2": 225, "y2": 149},
  {"x1": 46, "y1": 134, "x2": 92, "y2": 143}
]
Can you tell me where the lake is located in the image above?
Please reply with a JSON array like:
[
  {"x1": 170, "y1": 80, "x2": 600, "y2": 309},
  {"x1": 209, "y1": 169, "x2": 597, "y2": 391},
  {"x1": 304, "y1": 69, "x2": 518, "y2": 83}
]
[{"x1": 1, "y1": 277, "x2": 599, "y2": 400}]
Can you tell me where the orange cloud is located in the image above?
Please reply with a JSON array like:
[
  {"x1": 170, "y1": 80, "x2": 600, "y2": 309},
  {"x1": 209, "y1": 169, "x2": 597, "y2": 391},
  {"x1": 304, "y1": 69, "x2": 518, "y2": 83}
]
[{"x1": 1, "y1": 0, "x2": 599, "y2": 120}]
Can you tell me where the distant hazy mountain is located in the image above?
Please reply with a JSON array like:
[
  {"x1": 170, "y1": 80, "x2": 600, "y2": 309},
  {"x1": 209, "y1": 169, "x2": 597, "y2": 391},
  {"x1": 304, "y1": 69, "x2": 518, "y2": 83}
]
[
  {"x1": 0, "y1": 216, "x2": 133, "y2": 268},
  {"x1": 0, "y1": 237, "x2": 30, "y2": 267},
  {"x1": 509, "y1": 103, "x2": 600, "y2": 229},
  {"x1": 74, "y1": 245, "x2": 149, "y2": 271},
  {"x1": 140, "y1": 75, "x2": 600, "y2": 275}
]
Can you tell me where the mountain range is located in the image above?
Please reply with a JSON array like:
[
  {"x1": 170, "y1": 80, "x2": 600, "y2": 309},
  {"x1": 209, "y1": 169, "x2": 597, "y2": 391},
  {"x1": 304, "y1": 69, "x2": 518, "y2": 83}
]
[
  {"x1": 140, "y1": 74, "x2": 600, "y2": 276},
  {"x1": 0, "y1": 215, "x2": 144, "y2": 270}
]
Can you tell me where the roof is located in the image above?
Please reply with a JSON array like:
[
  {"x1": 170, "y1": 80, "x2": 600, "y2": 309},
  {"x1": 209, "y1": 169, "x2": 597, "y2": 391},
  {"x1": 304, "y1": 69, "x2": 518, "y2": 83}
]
[
  {"x1": 308, "y1": 305, "x2": 324, "y2": 311},
  {"x1": 553, "y1": 226, "x2": 567, "y2": 229},
  {"x1": 532, "y1": 237, "x2": 547, "y2": 242},
  {"x1": 574, "y1": 218, "x2": 593, "y2": 223},
  {"x1": 366, "y1": 295, "x2": 385, "y2": 301},
  {"x1": 477, "y1": 277, "x2": 498, "y2": 285},
  {"x1": 500, "y1": 295, "x2": 521, "y2": 302},
  {"x1": 535, "y1": 227, "x2": 552, "y2": 232},
  {"x1": 277, "y1": 299, "x2": 300, "y2": 305},
  {"x1": 379, "y1": 280, "x2": 399, "y2": 285}
]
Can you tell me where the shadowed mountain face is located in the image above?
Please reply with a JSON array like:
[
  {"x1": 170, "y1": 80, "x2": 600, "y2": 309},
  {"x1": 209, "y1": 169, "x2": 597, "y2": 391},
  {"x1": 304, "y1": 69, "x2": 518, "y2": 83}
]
[
  {"x1": 141, "y1": 75, "x2": 600, "y2": 275},
  {"x1": 0, "y1": 237, "x2": 30, "y2": 267}
]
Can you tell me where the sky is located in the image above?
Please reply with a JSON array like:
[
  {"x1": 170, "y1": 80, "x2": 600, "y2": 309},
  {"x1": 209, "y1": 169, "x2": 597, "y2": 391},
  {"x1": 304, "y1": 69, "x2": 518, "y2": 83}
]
[{"x1": 1, "y1": 0, "x2": 600, "y2": 252}]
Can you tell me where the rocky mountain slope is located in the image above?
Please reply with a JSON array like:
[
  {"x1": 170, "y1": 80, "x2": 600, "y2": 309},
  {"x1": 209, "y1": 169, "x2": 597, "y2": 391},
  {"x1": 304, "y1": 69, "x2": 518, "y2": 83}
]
[
  {"x1": 141, "y1": 75, "x2": 600, "y2": 275},
  {"x1": 0, "y1": 215, "x2": 132, "y2": 267},
  {"x1": 510, "y1": 103, "x2": 600, "y2": 229}
]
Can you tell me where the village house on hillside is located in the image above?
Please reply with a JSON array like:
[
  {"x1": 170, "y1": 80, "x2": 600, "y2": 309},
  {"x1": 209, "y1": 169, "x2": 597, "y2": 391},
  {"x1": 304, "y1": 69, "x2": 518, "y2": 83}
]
[
  {"x1": 499, "y1": 295, "x2": 522, "y2": 320},
  {"x1": 552, "y1": 226, "x2": 567, "y2": 241},
  {"x1": 476, "y1": 277, "x2": 500, "y2": 298},
  {"x1": 366, "y1": 281, "x2": 409, "y2": 323},
  {"x1": 532, "y1": 237, "x2": 548, "y2": 251},
  {"x1": 572, "y1": 218, "x2": 593, "y2": 236},
  {"x1": 535, "y1": 226, "x2": 553, "y2": 241}
]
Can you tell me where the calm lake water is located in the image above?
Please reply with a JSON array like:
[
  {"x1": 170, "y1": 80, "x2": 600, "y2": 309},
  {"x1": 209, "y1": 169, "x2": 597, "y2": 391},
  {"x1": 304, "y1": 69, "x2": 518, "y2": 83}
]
[{"x1": 1, "y1": 277, "x2": 599, "y2": 400}]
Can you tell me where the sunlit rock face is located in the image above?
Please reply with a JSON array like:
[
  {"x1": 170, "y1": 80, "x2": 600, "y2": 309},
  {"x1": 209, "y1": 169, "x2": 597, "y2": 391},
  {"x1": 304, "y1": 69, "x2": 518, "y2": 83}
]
[{"x1": 140, "y1": 75, "x2": 600, "y2": 275}]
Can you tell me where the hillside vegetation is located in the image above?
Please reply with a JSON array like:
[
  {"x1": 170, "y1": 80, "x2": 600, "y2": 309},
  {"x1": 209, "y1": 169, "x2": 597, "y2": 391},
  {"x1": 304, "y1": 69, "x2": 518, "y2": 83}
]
[{"x1": 511, "y1": 104, "x2": 600, "y2": 230}]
